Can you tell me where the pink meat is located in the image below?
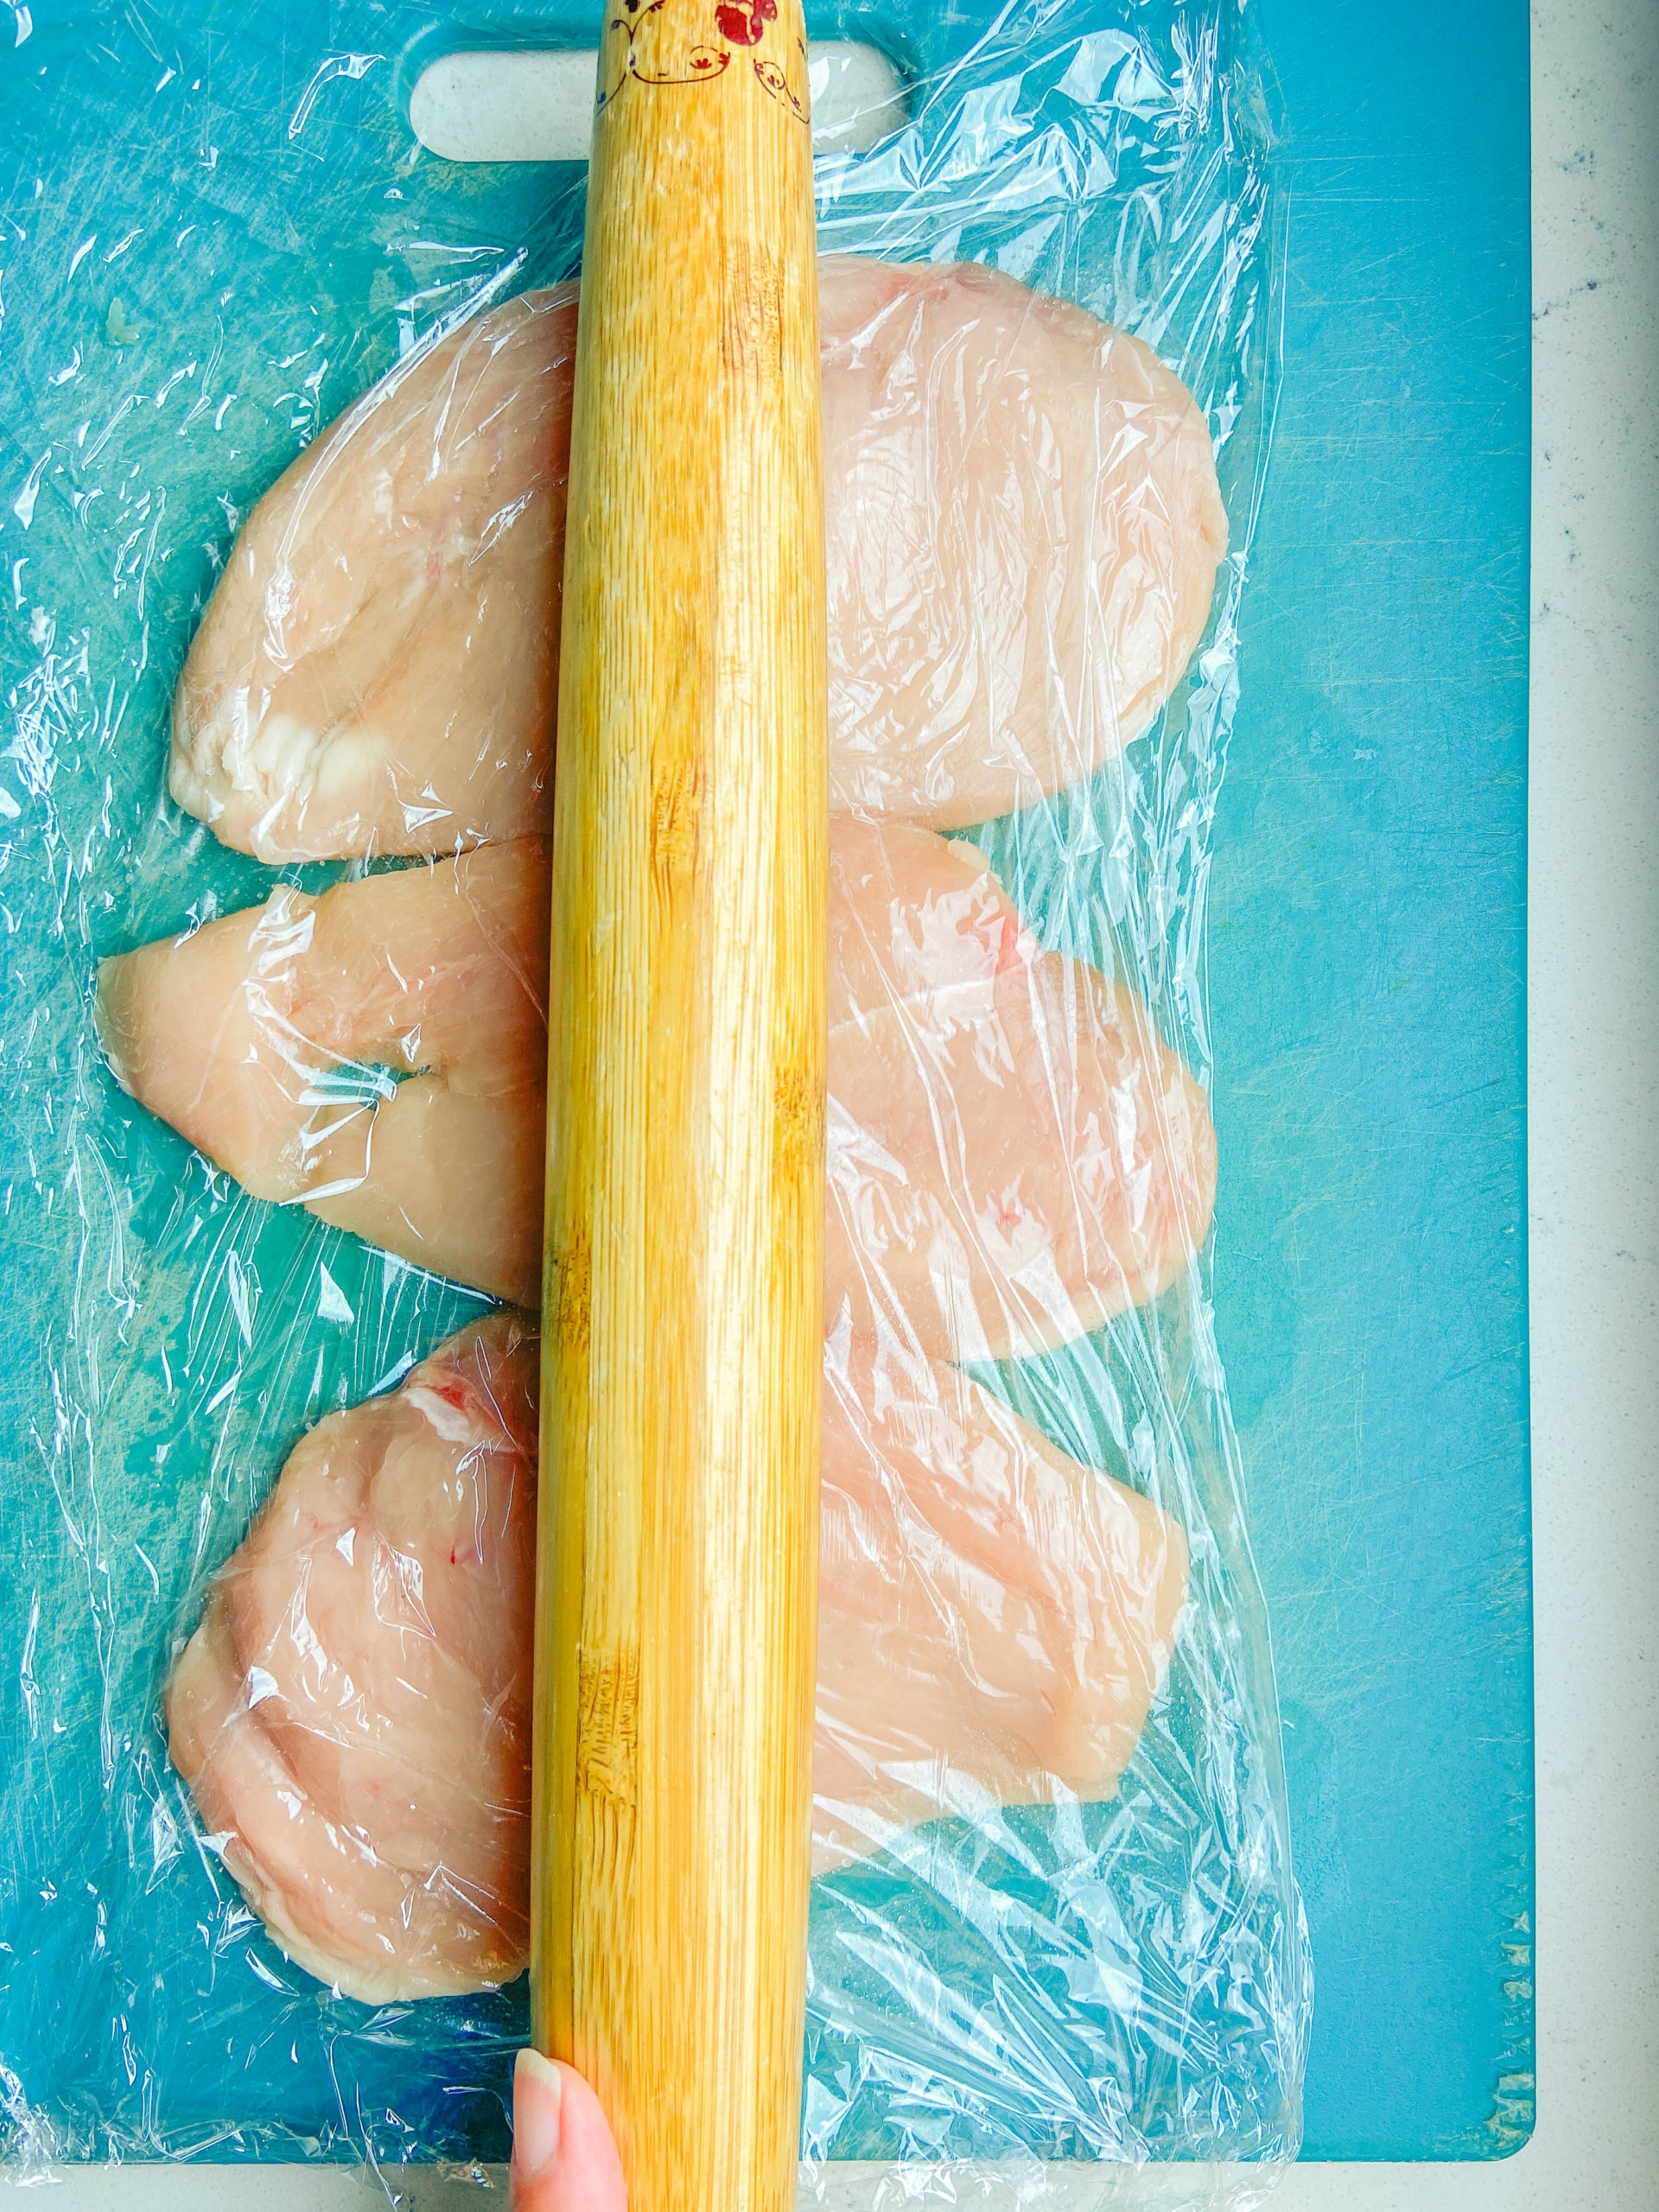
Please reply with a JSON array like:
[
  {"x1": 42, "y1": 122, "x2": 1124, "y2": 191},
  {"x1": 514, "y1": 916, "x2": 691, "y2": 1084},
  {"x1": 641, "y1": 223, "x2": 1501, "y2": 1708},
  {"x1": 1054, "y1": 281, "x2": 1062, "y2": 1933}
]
[
  {"x1": 165, "y1": 1316, "x2": 538, "y2": 2002},
  {"x1": 828, "y1": 818, "x2": 1216, "y2": 1359},
  {"x1": 98, "y1": 826, "x2": 1214, "y2": 1360},
  {"x1": 95, "y1": 842, "x2": 550, "y2": 1307},
  {"x1": 814, "y1": 1332, "x2": 1188, "y2": 1867},
  {"x1": 170, "y1": 288, "x2": 576, "y2": 865},
  {"x1": 168, "y1": 1317, "x2": 1186, "y2": 1999},
  {"x1": 169, "y1": 259, "x2": 1225, "y2": 859},
  {"x1": 819, "y1": 256, "x2": 1228, "y2": 825}
]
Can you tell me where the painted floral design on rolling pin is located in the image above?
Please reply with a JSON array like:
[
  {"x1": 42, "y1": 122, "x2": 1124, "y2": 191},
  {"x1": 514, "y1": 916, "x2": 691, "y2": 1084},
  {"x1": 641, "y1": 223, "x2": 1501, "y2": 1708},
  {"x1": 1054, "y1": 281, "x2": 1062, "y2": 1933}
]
[
  {"x1": 714, "y1": 0, "x2": 777, "y2": 46},
  {"x1": 598, "y1": 0, "x2": 809, "y2": 123}
]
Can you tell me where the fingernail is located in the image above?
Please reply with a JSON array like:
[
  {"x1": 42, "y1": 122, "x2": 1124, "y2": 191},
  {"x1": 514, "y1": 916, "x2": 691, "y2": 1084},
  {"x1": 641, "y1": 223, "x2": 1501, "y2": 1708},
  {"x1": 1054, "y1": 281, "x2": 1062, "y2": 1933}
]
[{"x1": 512, "y1": 2046, "x2": 563, "y2": 2179}]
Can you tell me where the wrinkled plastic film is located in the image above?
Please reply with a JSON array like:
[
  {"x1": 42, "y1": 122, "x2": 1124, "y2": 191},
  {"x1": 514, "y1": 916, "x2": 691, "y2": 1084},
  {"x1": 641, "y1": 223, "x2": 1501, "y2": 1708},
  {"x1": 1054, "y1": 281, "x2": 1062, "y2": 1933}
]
[{"x1": 0, "y1": 0, "x2": 1308, "y2": 2196}]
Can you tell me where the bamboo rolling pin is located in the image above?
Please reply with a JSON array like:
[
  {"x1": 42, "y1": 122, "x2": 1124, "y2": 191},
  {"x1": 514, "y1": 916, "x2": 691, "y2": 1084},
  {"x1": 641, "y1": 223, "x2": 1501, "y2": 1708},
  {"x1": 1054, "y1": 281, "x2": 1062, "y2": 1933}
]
[{"x1": 531, "y1": 2, "x2": 826, "y2": 2207}]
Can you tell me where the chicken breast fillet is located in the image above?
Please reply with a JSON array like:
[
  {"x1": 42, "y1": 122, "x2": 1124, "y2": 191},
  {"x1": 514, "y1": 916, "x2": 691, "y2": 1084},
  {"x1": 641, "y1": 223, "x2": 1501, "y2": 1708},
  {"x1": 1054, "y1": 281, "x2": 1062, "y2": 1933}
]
[
  {"x1": 95, "y1": 843, "x2": 550, "y2": 1306},
  {"x1": 170, "y1": 287, "x2": 577, "y2": 865},
  {"x1": 165, "y1": 1315, "x2": 539, "y2": 2003},
  {"x1": 168, "y1": 1315, "x2": 1187, "y2": 2001},
  {"x1": 98, "y1": 827, "x2": 1214, "y2": 1357},
  {"x1": 819, "y1": 256, "x2": 1229, "y2": 826},
  {"x1": 170, "y1": 259, "x2": 1226, "y2": 859},
  {"x1": 827, "y1": 818, "x2": 1216, "y2": 1360}
]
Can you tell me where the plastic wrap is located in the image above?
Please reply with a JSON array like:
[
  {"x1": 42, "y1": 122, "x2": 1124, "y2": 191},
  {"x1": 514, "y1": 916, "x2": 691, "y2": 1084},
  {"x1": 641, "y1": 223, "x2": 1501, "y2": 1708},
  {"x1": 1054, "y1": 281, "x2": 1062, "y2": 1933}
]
[{"x1": 0, "y1": 0, "x2": 1307, "y2": 2198}]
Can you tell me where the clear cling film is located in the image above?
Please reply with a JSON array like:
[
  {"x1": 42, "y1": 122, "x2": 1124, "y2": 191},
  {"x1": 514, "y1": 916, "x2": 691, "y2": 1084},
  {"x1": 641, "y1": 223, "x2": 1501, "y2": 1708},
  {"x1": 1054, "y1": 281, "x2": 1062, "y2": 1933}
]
[{"x1": 0, "y1": 0, "x2": 1307, "y2": 2199}]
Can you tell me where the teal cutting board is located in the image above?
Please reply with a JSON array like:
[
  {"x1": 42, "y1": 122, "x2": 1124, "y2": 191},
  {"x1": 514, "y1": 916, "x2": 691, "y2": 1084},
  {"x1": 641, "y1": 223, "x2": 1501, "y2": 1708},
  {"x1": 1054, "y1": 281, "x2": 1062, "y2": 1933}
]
[
  {"x1": 1213, "y1": 0, "x2": 1534, "y2": 2162},
  {"x1": 0, "y1": 0, "x2": 1531, "y2": 2168}
]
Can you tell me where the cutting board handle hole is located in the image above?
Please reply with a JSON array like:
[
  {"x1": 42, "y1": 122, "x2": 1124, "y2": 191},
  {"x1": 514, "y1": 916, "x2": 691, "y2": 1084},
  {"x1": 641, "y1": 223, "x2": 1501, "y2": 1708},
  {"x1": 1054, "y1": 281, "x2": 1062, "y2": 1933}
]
[{"x1": 409, "y1": 41, "x2": 907, "y2": 162}]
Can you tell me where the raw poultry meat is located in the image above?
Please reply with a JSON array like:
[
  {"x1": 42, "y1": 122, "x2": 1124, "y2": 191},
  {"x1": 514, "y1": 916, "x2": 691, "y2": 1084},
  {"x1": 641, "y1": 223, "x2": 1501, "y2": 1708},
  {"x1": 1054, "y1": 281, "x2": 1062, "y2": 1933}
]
[
  {"x1": 814, "y1": 1326, "x2": 1188, "y2": 1869},
  {"x1": 827, "y1": 817, "x2": 1216, "y2": 1359},
  {"x1": 819, "y1": 256, "x2": 1228, "y2": 827},
  {"x1": 95, "y1": 842, "x2": 550, "y2": 1307},
  {"x1": 170, "y1": 287, "x2": 577, "y2": 866},
  {"x1": 169, "y1": 257, "x2": 1226, "y2": 860},
  {"x1": 99, "y1": 826, "x2": 1214, "y2": 1358},
  {"x1": 149, "y1": 245, "x2": 1217, "y2": 2013},
  {"x1": 165, "y1": 1315, "x2": 539, "y2": 2003},
  {"x1": 168, "y1": 1314, "x2": 1187, "y2": 2000}
]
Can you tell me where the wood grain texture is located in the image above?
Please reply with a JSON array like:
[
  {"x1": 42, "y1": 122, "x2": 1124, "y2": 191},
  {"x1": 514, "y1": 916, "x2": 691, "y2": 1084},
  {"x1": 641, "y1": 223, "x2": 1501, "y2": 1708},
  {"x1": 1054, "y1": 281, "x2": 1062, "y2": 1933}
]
[{"x1": 532, "y1": 5, "x2": 826, "y2": 2208}]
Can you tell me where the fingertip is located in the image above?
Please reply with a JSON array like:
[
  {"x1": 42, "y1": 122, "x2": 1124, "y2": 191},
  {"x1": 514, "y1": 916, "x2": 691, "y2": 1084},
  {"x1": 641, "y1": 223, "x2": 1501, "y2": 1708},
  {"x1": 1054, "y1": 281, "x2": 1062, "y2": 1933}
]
[
  {"x1": 512, "y1": 2046, "x2": 563, "y2": 2182},
  {"x1": 547, "y1": 2060, "x2": 629, "y2": 2210},
  {"x1": 510, "y1": 2049, "x2": 628, "y2": 2211}
]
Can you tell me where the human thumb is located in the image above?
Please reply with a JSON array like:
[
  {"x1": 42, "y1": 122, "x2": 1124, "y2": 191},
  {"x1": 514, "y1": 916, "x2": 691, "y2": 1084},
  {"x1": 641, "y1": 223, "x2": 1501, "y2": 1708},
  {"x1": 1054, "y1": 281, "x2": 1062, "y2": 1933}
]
[{"x1": 509, "y1": 2047, "x2": 629, "y2": 2210}]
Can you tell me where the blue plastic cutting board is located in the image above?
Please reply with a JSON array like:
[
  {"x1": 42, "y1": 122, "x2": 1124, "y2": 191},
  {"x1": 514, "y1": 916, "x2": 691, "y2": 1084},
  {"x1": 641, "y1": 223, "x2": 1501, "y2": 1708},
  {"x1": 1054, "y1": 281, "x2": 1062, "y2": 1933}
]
[
  {"x1": 1213, "y1": 0, "x2": 1534, "y2": 2162},
  {"x1": 0, "y1": 0, "x2": 1532, "y2": 2168}
]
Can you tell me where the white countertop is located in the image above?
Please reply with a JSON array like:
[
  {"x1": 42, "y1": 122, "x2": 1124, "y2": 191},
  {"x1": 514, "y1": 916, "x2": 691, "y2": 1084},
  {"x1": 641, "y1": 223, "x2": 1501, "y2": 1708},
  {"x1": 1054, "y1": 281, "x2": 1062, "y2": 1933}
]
[{"x1": 11, "y1": 0, "x2": 1656, "y2": 2202}]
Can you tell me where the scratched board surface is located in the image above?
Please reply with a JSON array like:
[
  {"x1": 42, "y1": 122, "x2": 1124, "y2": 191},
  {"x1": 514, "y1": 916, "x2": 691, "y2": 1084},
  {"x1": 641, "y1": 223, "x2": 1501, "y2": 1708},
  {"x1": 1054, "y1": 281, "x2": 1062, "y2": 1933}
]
[
  {"x1": 1212, "y1": 0, "x2": 1534, "y2": 2161},
  {"x1": 0, "y1": 0, "x2": 1530, "y2": 2172}
]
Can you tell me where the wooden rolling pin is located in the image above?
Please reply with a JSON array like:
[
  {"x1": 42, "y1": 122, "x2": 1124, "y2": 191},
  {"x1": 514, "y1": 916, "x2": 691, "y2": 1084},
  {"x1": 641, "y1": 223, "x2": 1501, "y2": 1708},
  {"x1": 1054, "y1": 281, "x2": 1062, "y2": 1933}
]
[{"x1": 531, "y1": 2, "x2": 826, "y2": 2207}]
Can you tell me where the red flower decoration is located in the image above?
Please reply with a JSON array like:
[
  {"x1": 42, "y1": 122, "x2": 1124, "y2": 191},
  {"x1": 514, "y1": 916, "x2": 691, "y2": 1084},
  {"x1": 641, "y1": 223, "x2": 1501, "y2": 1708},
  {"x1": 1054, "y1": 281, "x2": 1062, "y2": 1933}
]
[{"x1": 715, "y1": 0, "x2": 776, "y2": 46}]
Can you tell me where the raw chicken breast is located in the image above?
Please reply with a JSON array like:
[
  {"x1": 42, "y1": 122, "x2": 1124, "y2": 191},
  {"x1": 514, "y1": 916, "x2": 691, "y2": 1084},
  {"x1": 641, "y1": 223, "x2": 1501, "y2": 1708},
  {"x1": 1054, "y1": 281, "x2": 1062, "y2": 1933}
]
[
  {"x1": 168, "y1": 1318, "x2": 1186, "y2": 1999},
  {"x1": 828, "y1": 819, "x2": 1217, "y2": 1360},
  {"x1": 820, "y1": 256, "x2": 1228, "y2": 825},
  {"x1": 170, "y1": 259, "x2": 1225, "y2": 859},
  {"x1": 165, "y1": 1315, "x2": 538, "y2": 2003},
  {"x1": 95, "y1": 843, "x2": 549, "y2": 1306},
  {"x1": 170, "y1": 288, "x2": 577, "y2": 863},
  {"x1": 813, "y1": 1331, "x2": 1189, "y2": 1869},
  {"x1": 99, "y1": 830, "x2": 1213, "y2": 1357}
]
